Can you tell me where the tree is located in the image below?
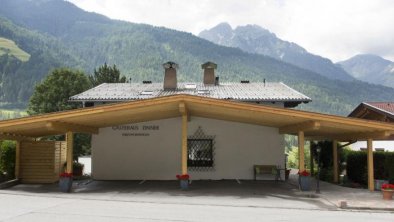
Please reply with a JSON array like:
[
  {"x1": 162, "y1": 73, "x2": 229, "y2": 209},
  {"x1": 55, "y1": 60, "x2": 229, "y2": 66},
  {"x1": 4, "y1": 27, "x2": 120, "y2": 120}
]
[
  {"x1": 89, "y1": 63, "x2": 126, "y2": 86},
  {"x1": 0, "y1": 140, "x2": 16, "y2": 179},
  {"x1": 28, "y1": 68, "x2": 90, "y2": 114},
  {"x1": 27, "y1": 68, "x2": 91, "y2": 160}
]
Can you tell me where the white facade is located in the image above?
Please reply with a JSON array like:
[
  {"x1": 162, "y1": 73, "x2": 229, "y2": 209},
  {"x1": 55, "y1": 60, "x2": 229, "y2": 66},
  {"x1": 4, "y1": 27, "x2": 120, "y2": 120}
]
[
  {"x1": 78, "y1": 156, "x2": 92, "y2": 175},
  {"x1": 350, "y1": 141, "x2": 394, "y2": 152},
  {"x1": 92, "y1": 117, "x2": 285, "y2": 180}
]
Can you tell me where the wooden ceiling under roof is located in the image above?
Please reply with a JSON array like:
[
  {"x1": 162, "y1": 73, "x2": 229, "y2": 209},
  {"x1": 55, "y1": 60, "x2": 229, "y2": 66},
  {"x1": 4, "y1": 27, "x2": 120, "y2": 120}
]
[{"x1": 0, "y1": 94, "x2": 394, "y2": 141}]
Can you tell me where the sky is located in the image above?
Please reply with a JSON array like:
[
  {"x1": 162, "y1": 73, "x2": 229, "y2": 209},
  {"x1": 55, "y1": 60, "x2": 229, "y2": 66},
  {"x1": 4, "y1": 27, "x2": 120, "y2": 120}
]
[{"x1": 67, "y1": 0, "x2": 394, "y2": 62}]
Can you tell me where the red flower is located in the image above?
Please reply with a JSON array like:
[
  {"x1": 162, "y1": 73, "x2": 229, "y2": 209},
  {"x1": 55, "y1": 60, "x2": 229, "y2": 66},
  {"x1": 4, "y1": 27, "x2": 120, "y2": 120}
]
[
  {"x1": 60, "y1": 172, "x2": 73, "y2": 178},
  {"x1": 176, "y1": 174, "x2": 190, "y2": 180},
  {"x1": 298, "y1": 170, "x2": 310, "y2": 177},
  {"x1": 381, "y1": 183, "x2": 394, "y2": 190}
]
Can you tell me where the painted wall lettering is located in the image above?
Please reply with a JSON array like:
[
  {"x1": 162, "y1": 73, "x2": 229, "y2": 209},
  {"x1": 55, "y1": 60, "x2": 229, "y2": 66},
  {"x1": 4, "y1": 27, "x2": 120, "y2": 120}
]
[{"x1": 112, "y1": 125, "x2": 160, "y2": 136}]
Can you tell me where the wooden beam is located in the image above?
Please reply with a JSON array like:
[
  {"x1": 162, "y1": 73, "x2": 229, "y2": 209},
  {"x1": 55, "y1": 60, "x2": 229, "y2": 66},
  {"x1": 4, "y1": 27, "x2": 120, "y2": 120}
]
[
  {"x1": 179, "y1": 102, "x2": 187, "y2": 115},
  {"x1": 0, "y1": 133, "x2": 34, "y2": 141},
  {"x1": 298, "y1": 131, "x2": 305, "y2": 172},
  {"x1": 359, "y1": 109, "x2": 370, "y2": 118},
  {"x1": 15, "y1": 141, "x2": 20, "y2": 179},
  {"x1": 181, "y1": 113, "x2": 188, "y2": 175},
  {"x1": 179, "y1": 101, "x2": 191, "y2": 121},
  {"x1": 279, "y1": 121, "x2": 320, "y2": 134},
  {"x1": 308, "y1": 131, "x2": 393, "y2": 141},
  {"x1": 367, "y1": 138, "x2": 374, "y2": 191},
  {"x1": 340, "y1": 131, "x2": 392, "y2": 140},
  {"x1": 333, "y1": 140, "x2": 338, "y2": 183},
  {"x1": 66, "y1": 131, "x2": 73, "y2": 173},
  {"x1": 46, "y1": 121, "x2": 99, "y2": 134}
]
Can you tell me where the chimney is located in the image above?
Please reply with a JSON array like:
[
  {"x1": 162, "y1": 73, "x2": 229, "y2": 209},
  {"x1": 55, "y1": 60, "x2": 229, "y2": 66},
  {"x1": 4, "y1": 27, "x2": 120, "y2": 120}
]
[
  {"x1": 162, "y1": 61, "x2": 178, "y2": 90},
  {"x1": 201, "y1": 62, "x2": 217, "y2": 85}
]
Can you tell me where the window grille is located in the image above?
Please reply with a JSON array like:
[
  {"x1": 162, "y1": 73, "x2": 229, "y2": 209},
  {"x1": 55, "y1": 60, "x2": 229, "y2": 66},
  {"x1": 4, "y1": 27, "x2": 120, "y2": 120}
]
[{"x1": 187, "y1": 126, "x2": 215, "y2": 171}]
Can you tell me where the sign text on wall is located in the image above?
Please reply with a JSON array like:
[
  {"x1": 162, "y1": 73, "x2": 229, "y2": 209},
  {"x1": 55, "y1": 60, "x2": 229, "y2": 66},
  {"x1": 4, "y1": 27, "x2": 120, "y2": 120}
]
[{"x1": 112, "y1": 125, "x2": 160, "y2": 136}]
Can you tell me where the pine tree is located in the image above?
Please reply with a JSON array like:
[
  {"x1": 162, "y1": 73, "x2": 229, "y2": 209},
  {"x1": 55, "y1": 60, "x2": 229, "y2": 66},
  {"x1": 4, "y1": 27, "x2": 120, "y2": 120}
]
[{"x1": 88, "y1": 63, "x2": 126, "y2": 86}]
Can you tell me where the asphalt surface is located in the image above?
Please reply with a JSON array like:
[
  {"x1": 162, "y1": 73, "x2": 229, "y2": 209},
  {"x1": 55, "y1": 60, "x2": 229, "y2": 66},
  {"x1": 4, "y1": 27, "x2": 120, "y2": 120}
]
[{"x1": 0, "y1": 192, "x2": 393, "y2": 222}]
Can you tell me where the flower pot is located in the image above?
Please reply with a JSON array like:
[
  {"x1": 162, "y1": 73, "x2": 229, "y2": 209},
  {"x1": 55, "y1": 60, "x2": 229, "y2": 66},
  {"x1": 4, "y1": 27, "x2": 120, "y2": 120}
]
[
  {"x1": 299, "y1": 176, "x2": 311, "y2": 191},
  {"x1": 179, "y1": 179, "x2": 189, "y2": 190},
  {"x1": 382, "y1": 190, "x2": 394, "y2": 200},
  {"x1": 59, "y1": 177, "x2": 73, "y2": 193},
  {"x1": 375, "y1": 180, "x2": 389, "y2": 191}
]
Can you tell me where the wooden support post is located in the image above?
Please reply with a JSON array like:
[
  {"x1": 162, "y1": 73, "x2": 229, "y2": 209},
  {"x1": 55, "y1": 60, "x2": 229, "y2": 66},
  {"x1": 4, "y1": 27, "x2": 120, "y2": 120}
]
[
  {"x1": 181, "y1": 114, "x2": 188, "y2": 175},
  {"x1": 367, "y1": 138, "x2": 374, "y2": 191},
  {"x1": 298, "y1": 131, "x2": 305, "y2": 172},
  {"x1": 66, "y1": 131, "x2": 74, "y2": 173},
  {"x1": 15, "y1": 141, "x2": 21, "y2": 179},
  {"x1": 333, "y1": 140, "x2": 339, "y2": 183}
]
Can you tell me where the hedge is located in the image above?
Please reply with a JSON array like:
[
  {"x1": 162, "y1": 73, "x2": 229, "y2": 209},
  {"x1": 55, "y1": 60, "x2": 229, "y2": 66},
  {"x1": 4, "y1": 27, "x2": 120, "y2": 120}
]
[
  {"x1": 0, "y1": 140, "x2": 16, "y2": 179},
  {"x1": 346, "y1": 151, "x2": 394, "y2": 185}
]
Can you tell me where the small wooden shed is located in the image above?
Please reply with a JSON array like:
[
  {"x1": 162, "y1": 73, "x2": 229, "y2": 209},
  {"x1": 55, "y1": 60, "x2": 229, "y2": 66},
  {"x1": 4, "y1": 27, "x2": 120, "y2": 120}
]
[{"x1": 19, "y1": 141, "x2": 67, "y2": 183}]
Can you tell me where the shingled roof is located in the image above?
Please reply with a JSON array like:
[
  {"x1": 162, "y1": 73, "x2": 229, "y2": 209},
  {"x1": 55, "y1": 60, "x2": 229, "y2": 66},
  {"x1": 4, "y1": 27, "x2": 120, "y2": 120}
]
[
  {"x1": 348, "y1": 102, "x2": 394, "y2": 122},
  {"x1": 69, "y1": 82, "x2": 311, "y2": 107},
  {"x1": 364, "y1": 102, "x2": 394, "y2": 115}
]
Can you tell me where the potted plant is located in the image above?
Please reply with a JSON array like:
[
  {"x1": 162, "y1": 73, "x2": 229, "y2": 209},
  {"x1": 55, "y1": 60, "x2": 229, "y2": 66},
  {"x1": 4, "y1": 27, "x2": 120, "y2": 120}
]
[
  {"x1": 176, "y1": 174, "x2": 190, "y2": 190},
  {"x1": 298, "y1": 170, "x2": 311, "y2": 191},
  {"x1": 59, "y1": 172, "x2": 73, "y2": 193},
  {"x1": 381, "y1": 183, "x2": 394, "y2": 200},
  {"x1": 73, "y1": 162, "x2": 84, "y2": 177}
]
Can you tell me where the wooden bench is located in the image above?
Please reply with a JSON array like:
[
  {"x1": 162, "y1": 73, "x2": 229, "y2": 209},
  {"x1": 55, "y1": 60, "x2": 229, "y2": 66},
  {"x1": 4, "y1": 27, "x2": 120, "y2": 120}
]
[{"x1": 253, "y1": 165, "x2": 280, "y2": 181}]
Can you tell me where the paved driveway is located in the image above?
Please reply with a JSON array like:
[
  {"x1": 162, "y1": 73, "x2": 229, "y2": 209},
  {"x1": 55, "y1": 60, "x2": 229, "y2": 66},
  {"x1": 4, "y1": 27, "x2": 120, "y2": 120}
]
[
  {"x1": 0, "y1": 180, "x2": 393, "y2": 221},
  {"x1": 2, "y1": 180, "x2": 333, "y2": 210}
]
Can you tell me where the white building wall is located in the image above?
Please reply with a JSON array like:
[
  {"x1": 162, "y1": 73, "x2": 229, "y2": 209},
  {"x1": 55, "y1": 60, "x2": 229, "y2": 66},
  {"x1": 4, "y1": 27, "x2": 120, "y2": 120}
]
[
  {"x1": 350, "y1": 141, "x2": 394, "y2": 152},
  {"x1": 92, "y1": 117, "x2": 284, "y2": 180}
]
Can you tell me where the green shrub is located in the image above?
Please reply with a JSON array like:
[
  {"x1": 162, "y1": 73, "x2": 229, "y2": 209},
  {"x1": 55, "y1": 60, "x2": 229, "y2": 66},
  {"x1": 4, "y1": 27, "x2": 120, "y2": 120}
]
[
  {"x1": 385, "y1": 153, "x2": 394, "y2": 183},
  {"x1": 346, "y1": 151, "x2": 394, "y2": 185},
  {"x1": 0, "y1": 140, "x2": 16, "y2": 179},
  {"x1": 373, "y1": 152, "x2": 387, "y2": 180},
  {"x1": 346, "y1": 151, "x2": 367, "y2": 184},
  {"x1": 287, "y1": 144, "x2": 311, "y2": 170}
]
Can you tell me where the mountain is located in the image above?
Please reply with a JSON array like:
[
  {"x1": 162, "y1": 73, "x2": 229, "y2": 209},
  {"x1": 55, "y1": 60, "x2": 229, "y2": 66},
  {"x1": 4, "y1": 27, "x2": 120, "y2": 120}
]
[
  {"x1": 0, "y1": 16, "x2": 83, "y2": 104},
  {"x1": 338, "y1": 54, "x2": 394, "y2": 88},
  {"x1": 199, "y1": 23, "x2": 354, "y2": 81},
  {"x1": 0, "y1": 0, "x2": 393, "y2": 116}
]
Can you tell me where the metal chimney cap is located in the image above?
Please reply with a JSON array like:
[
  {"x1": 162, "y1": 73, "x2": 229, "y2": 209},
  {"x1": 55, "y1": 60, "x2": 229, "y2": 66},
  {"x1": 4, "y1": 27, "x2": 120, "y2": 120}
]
[
  {"x1": 201, "y1": 61, "x2": 217, "y2": 69},
  {"x1": 163, "y1": 61, "x2": 179, "y2": 69}
]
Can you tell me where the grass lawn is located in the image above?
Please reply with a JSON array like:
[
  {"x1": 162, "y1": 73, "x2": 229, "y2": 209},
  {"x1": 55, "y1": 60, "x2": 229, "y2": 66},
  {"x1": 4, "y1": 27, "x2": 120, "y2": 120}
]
[
  {"x1": 0, "y1": 37, "x2": 30, "y2": 62},
  {"x1": 0, "y1": 109, "x2": 27, "y2": 120}
]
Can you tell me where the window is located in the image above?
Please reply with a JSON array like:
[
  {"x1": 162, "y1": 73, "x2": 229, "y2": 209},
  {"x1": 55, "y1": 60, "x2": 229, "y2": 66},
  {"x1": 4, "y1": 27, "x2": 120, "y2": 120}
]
[
  {"x1": 140, "y1": 90, "x2": 153, "y2": 95},
  {"x1": 187, "y1": 139, "x2": 213, "y2": 167},
  {"x1": 197, "y1": 89, "x2": 210, "y2": 95},
  {"x1": 185, "y1": 84, "x2": 197, "y2": 89}
]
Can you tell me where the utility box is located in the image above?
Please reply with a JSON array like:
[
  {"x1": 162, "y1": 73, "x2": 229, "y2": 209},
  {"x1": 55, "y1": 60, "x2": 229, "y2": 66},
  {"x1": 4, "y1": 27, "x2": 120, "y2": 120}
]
[{"x1": 20, "y1": 141, "x2": 67, "y2": 183}]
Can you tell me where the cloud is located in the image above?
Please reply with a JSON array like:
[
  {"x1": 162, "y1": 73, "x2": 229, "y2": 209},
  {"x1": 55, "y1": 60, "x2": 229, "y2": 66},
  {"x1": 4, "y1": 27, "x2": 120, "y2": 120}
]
[{"x1": 67, "y1": 0, "x2": 394, "y2": 62}]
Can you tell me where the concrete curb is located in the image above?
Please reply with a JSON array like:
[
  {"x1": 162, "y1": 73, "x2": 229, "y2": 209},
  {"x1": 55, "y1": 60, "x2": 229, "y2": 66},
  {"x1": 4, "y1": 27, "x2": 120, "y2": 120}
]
[
  {"x1": 0, "y1": 179, "x2": 19, "y2": 189},
  {"x1": 340, "y1": 205, "x2": 394, "y2": 212}
]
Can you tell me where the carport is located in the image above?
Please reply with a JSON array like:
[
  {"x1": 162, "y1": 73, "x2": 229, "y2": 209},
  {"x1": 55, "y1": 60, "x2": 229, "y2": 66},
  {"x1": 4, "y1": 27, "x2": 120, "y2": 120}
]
[{"x1": 0, "y1": 94, "x2": 394, "y2": 190}]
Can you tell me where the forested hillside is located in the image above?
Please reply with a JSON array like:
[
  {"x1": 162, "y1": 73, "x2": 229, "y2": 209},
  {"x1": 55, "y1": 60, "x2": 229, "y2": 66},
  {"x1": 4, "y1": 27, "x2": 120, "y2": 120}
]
[
  {"x1": 0, "y1": 0, "x2": 393, "y2": 116},
  {"x1": 0, "y1": 16, "x2": 83, "y2": 104}
]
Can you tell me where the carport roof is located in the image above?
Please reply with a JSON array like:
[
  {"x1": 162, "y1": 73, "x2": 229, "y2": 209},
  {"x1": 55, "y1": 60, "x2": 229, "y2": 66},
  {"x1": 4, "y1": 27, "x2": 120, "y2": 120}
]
[{"x1": 0, "y1": 94, "x2": 393, "y2": 141}]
